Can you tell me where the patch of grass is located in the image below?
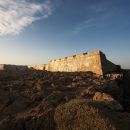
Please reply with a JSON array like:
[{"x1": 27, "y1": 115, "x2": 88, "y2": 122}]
[{"x1": 54, "y1": 99, "x2": 130, "y2": 130}]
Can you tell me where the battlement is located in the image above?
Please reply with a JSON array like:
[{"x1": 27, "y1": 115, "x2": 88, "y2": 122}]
[{"x1": 50, "y1": 50, "x2": 103, "y2": 62}]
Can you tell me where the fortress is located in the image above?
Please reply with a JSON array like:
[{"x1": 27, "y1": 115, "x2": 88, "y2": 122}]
[
  {"x1": 45, "y1": 50, "x2": 117, "y2": 75},
  {"x1": 0, "y1": 50, "x2": 119, "y2": 75}
]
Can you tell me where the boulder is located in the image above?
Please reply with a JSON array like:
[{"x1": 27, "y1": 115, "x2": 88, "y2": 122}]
[{"x1": 93, "y1": 92, "x2": 123, "y2": 111}]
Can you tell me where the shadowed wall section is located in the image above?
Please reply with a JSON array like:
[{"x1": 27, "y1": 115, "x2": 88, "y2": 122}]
[{"x1": 100, "y1": 53, "x2": 117, "y2": 74}]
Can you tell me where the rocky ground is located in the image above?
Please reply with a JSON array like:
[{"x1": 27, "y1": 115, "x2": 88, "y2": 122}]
[{"x1": 0, "y1": 70, "x2": 130, "y2": 130}]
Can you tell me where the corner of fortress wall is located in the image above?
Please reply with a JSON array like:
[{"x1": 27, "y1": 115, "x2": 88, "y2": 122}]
[{"x1": 100, "y1": 53, "x2": 117, "y2": 75}]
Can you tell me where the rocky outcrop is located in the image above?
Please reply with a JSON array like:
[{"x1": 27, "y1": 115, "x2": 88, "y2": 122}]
[
  {"x1": 0, "y1": 70, "x2": 130, "y2": 130},
  {"x1": 93, "y1": 92, "x2": 123, "y2": 111}
]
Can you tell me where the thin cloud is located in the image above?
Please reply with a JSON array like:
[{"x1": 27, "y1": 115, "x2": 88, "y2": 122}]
[
  {"x1": 72, "y1": 18, "x2": 95, "y2": 35},
  {"x1": 72, "y1": 2, "x2": 115, "y2": 35},
  {"x1": 0, "y1": 0, "x2": 53, "y2": 35}
]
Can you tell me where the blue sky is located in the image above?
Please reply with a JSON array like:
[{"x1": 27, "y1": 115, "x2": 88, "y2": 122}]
[{"x1": 0, "y1": 0, "x2": 130, "y2": 68}]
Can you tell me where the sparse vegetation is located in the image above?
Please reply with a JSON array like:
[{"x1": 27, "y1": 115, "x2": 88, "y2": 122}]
[{"x1": 0, "y1": 70, "x2": 130, "y2": 130}]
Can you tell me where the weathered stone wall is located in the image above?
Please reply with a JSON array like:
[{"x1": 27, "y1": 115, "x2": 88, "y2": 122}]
[
  {"x1": 46, "y1": 50, "x2": 117, "y2": 75},
  {"x1": 28, "y1": 64, "x2": 46, "y2": 70},
  {"x1": 0, "y1": 64, "x2": 4, "y2": 70},
  {"x1": 46, "y1": 50, "x2": 103, "y2": 75},
  {"x1": 0, "y1": 50, "x2": 118, "y2": 75},
  {"x1": 0, "y1": 64, "x2": 28, "y2": 71}
]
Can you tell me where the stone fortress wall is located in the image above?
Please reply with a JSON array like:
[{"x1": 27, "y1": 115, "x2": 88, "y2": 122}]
[
  {"x1": 28, "y1": 64, "x2": 46, "y2": 70},
  {"x1": 0, "y1": 50, "x2": 118, "y2": 75},
  {"x1": 0, "y1": 64, "x2": 4, "y2": 70},
  {"x1": 46, "y1": 50, "x2": 117, "y2": 75},
  {"x1": 0, "y1": 64, "x2": 28, "y2": 71}
]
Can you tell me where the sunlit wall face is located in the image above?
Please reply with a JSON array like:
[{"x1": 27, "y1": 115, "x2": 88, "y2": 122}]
[{"x1": 0, "y1": 0, "x2": 130, "y2": 69}]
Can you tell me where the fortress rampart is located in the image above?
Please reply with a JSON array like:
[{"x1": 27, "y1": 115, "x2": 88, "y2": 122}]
[
  {"x1": 0, "y1": 50, "x2": 118, "y2": 75},
  {"x1": 45, "y1": 50, "x2": 117, "y2": 75},
  {"x1": 0, "y1": 64, "x2": 28, "y2": 71},
  {"x1": 28, "y1": 64, "x2": 46, "y2": 70}
]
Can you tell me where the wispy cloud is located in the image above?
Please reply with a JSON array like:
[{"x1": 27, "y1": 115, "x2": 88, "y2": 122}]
[
  {"x1": 0, "y1": 0, "x2": 53, "y2": 35},
  {"x1": 72, "y1": 18, "x2": 95, "y2": 35},
  {"x1": 72, "y1": 2, "x2": 115, "y2": 35}
]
